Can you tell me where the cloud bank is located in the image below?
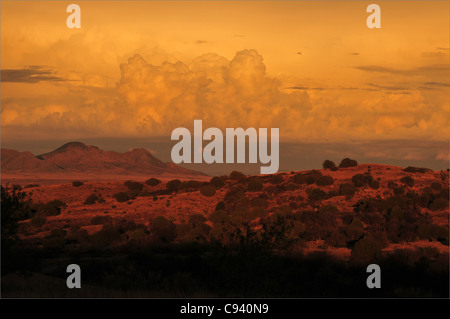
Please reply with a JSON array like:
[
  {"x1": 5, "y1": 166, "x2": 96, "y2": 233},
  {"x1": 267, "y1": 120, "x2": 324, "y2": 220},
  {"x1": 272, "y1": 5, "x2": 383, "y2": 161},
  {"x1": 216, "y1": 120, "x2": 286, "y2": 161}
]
[{"x1": 1, "y1": 49, "x2": 448, "y2": 144}]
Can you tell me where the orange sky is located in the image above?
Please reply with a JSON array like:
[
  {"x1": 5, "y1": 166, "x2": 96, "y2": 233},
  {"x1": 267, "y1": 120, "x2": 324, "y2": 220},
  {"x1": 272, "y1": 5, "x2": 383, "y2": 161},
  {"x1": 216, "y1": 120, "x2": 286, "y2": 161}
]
[{"x1": 1, "y1": 1, "x2": 449, "y2": 149}]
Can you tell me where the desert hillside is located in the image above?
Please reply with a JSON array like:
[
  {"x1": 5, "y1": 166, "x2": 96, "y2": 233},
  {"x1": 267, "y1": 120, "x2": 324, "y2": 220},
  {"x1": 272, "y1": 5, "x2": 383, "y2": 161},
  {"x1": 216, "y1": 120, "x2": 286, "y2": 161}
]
[
  {"x1": 1, "y1": 142, "x2": 207, "y2": 184},
  {"x1": 11, "y1": 162, "x2": 450, "y2": 258}
]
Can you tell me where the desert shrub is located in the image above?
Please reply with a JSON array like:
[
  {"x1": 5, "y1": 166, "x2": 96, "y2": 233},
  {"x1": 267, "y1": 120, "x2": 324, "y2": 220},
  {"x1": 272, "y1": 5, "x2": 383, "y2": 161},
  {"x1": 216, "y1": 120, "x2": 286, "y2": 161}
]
[
  {"x1": 318, "y1": 204, "x2": 339, "y2": 215},
  {"x1": 113, "y1": 192, "x2": 129, "y2": 203},
  {"x1": 148, "y1": 216, "x2": 176, "y2": 243},
  {"x1": 350, "y1": 235, "x2": 382, "y2": 262},
  {"x1": 393, "y1": 186, "x2": 405, "y2": 196},
  {"x1": 286, "y1": 183, "x2": 300, "y2": 191},
  {"x1": 84, "y1": 193, "x2": 104, "y2": 205},
  {"x1": 353, "y1": 199, "x2": 372, "y2": 213},
  {"x1": 388, "y1": 181, "x2": 398, "y2": 189},
  {"x1": 322, "y1": 159, "x2": 338, "y2": 171},
  {"x1": 210, "y1": 176, "x2": 225, "y2": 188},
  {"x1": 404, "y1": 166, "x2": 430, "y2": 173},
  {"x1": 431, "y1": 182, "x2": 443, "y2": 192},
  {"x1": 24, "y1": 184, "x2": 40, "y2": 188},
  {"x1": 166, "y1": 179, "x2": 182, "y2": 192},
  {"x1": 369, "y1": 180, "x2": 380, "y2": 189},
  {"x1": 325, "y1": 230, "x2": 347, "y2": 247},
  {"x1": 305, "y1": 176, "x2": 315, "y2": 185},
  {"x1": 339, "y1": 158, "x2": 358, "y2": 168},
  {"x1": 229, "y1": 170, "x2": 246, "y2": 181},
  {"x1": 187, "y1": 223, "x2": 211, "y2": 242},
  {"x1": 36, "y1": 200, "x2": 66, "y2": 217},
  {"x1": 307, "y1": 188, "x2": 328, "y2": 201},
  {"x1": 72, "y1": 181, "x2": 84, "y2": 187},
  {"x1": 209, "y1": 210, "x2": 230, "y2": 225},
  {"x1": 292, "y1": 220, "x2": 306, "y2": 236},
  {"x1": 251, "y1": 197, "x2": 268, "y2": 208},
  {"x1": 124, "y1": 180, "x2": 144, "y2": 192},
  {"x1": 269, "y1": 174, "x2": 284, "y2": 185},
  {"x1": 91, "y1": 215, "x2": 113, "y2": 225},
  {"x1": 389, "y1": 205, "x2": 404, "y2": 220},
  {"x1": 276, "y1": 205, "x2": 294, "y2": 219},
  {"x1": 47, "y1": 228, "x2": 67, "y2": 239},
  {"x1": 352, "y1": 173, "x2": 373, "y2": 187},
  {"x1": 30, "y1": 216, "x2": 46, "y2": 228},
  {"x1": 316, "y1": 175, "x2": 334, "y2": 186},
  {"x1": 400, "y1": 176, "x2": 414, "y2": 187},
  {"x1": 429, "y1": 198, "x2": 449, "y2": 211},
  {"x1": 145, "y1": 178, "x2": 161, "y2": 186},
  {"x1": 417, "y1": 223, "x2": 449, "y2": 243},
  {"x1": 215, "y1": 201, "x2": 226, "y2": 211},
  {"x1": 247, "y1": 178, "x2": 263, "y2": 192},
  {"x1": 188, "y1": 214, "x2": 207, "y2": 226},
  {"x1": 200, "y1": 184, "x2": 216, "y2": 197},
  {"x1": 182, "y1": 180, "x2": 203, "y2": 189},
  {"x1": 250, "y1": 207, "x2": 267, "y2": 219},
  {"x1": 224, "y1": 186, "x2": 246, "y2": 203},
  {"x1": 89, "y1": 223, "x2": 125, "y2": 247},
  {"x1": 339, "y1": 183, "x2": 356, "y2": 197},
  {"x1": 291, "y1": 173, "x2": 307, "y2": 185}
]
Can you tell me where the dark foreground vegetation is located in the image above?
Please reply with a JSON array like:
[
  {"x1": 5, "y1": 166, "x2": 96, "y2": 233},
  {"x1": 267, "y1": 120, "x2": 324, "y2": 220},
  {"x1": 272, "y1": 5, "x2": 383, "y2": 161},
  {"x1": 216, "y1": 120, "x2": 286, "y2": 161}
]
[{"x1": 2, "y1": 161, "x2": 449, "y2": 298}]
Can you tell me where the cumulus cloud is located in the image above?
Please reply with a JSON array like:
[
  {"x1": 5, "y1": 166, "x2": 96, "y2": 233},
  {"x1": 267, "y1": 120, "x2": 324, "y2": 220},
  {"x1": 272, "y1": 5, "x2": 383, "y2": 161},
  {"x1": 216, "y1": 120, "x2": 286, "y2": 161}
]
[
  {"x1": 112, "y1": 49, "x2": 312, "y2": 136},
  {"x1": 1, "y1": 49, "x2": 448, "y2": 144}
]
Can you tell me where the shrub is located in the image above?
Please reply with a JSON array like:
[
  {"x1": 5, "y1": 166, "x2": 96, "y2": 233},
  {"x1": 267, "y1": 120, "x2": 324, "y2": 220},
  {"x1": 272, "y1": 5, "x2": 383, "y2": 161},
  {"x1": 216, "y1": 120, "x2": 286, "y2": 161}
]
[
  {"x1": 404, "y1": 166, "x2": 430, "y2": 173},
  {"x1": 183, "y1": 180, "x2": 203, "y2": 189},
  {"x1": 339, "y1": 183, "x2": 356, "y2": 197},
  {"x1": 210, "y1": 176, "x2": 225, "y2": 188},
  {"x1": 291, "y1": 173, "x2": 307, "y2": 185},
  {"x1": 113, "y1": 192, "x2": 129, "y2": 203},
  {"x1": 429, "y1": 198, "x2": 449, "y2": 211},
  {"x1": 305, "y1": 176, "x2": 315, "y2": 185},
  {"x1": 188, "y1": 214, "x2": 207, "y2": 226},
  {"x1": 269, "y1": 174, "x2": 284, "y2": 185},
  {"x1": 400, "y1": 176, "x2": 414, "y2": 187},
  {"x1": 339, "y1": 158, "x2": 358, "y2": 168},
  {"x1": 417, "y1": 223, "x2": 449, "y2": 243},
  {"x1": 247, "y1": 178, "x2": 263, "y2": 192},
  {"x1": 36, "y1": 200, "x2": 66, "y2": 217},
  {"x1": 200, "y1": 184, "x2": 216, "y2": 197},
  {"x1": 251, "y1": 197, "x2": 268, "y2": 208},
  {"x1": 393, "y1": 186, "x2": 405, "y2": 196},
  {"x1": 307, "y1": 188, "x2": 328, "y2": 201},
  {"x1": 322, "y1": 160, "x2": 337, "y2": 171},
  {"x1": 209, "y1": 210, "x2": 230, "y2": 225},
  {"x1": 215, "y1": 201, "x2": 226, "y2": 211},
  {"x1": 149, "y1": 216, "x2": 176, "y2": 243},
  {"x1": 84, "y1": 193, "x2": 103, "y2": 205},
  {"x1": 24, "y1": 184, "x2": 40, "y2": 188},
  {"x1": 72, "y1": 181, "x2": 84, "y2": 187},
  {"x1": 431, "y1": 182, "x2": 443, "y2": 192},
  {"x1": 30, "y1": 216, "x2": 46, "y2": 228},
  {"x1": 369, "y1": 180, "x2": 380, "y2": 189},
  {"x1": 229, "y1": 170, "x2": 246, "y2": 181},
  {"x1": 91, "y1": 215, "x2": 113, "y2": 225},
  {"x1": 351, "y1": 235, "x2": 382, "y2": 262},
  {"x1": 124, "y1": 180, "x2": 144, "y2": 192},
  {"x1": 145, "y1": 178, "x2": 161, "y2": 186},
  {"x1": 166, "y1": 179, "x2": 182, "y2": 192},
  {"x1": 352, "y1": 173, "x2": 373, "y2": 187},
  {"x1": 316, "y1": 175, "x2": 334, "y2": 186}
]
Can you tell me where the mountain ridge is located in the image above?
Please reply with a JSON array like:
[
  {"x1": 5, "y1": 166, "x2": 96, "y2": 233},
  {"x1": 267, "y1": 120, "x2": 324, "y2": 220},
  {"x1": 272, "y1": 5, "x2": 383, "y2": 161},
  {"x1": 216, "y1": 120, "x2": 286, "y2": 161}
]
[{"x1": 1, "y1": 141, "x2": 206, "y2": 178}]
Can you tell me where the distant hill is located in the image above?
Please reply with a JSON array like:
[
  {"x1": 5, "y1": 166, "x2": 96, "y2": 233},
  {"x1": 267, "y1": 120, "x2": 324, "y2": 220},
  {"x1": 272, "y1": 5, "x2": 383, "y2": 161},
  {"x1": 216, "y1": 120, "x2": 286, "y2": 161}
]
[{"x1": 1, "y1": 141, "x2": 206, "y2": 178}]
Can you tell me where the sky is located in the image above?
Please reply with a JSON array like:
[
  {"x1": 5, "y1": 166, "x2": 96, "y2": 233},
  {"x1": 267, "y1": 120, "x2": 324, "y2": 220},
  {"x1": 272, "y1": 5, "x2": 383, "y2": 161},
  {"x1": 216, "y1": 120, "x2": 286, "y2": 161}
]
[{"x1": 1, "y1": 1, "x2": 449, "y2": 172}]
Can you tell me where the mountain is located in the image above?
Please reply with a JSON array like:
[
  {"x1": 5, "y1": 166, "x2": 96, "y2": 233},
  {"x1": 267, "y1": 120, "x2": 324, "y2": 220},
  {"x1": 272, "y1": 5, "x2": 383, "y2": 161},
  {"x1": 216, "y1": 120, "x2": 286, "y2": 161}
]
[
  {"x1": 1, "y1": 142, "x2": 206, "y2": 178},
  {"x1": 1, "y1": 149, "x2": 64, "y2": 173}
]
